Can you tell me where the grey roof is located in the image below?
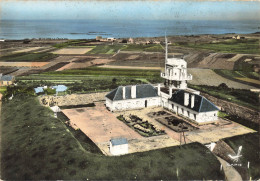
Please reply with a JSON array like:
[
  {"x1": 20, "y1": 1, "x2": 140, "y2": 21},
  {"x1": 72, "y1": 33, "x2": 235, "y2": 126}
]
[
  {"x1": 169, "y1": 90, "x2": 219, "y2": 113},
  {"x1": 106, "y1": 84, "x2": 158, "y2": 101},
  {"x1": 0, "y1": 75, "x2": 14, "y2": 81},
  {"x1": 110, "y1": 138, "x2": 128, "y2": 146}
]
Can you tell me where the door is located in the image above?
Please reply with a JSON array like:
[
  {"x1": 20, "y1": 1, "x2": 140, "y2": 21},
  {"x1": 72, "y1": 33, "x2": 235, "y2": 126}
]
[{"x1": 145, "y1": 100, "x2": 147, "y2": 107}]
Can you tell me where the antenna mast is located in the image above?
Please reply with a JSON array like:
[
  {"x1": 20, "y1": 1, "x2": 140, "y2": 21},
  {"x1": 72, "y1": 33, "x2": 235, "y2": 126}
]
[{"x1": 165, "y1": 33, "x2": 168, "y2": 63}]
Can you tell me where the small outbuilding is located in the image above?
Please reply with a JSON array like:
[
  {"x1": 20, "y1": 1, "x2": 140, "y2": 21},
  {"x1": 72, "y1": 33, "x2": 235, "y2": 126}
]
[{"x1": 110, "y1": 138, "x2": 128, "y2": 156}]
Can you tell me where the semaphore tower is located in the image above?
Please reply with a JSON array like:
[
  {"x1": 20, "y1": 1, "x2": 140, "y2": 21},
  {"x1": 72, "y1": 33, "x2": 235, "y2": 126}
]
[{"x1": 161, "y1": 36, "x2": 192, "y2": 90}]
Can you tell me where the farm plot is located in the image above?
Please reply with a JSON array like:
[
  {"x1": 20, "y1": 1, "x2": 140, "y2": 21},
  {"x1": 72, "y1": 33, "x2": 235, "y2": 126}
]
[
  {"x1": 52, "y1": 47, "x2": 93, "y2": 54},
  {"x1": 87, "y1": 44, "x2": 124, "y2": 54},
  {"x1": 188, "y1": 68, "x2": 257, "y2": 89},
  {"x1": 0, "y1": 62, "x2": 49, "y2": 67},
  {"x1": 109, "y1": 52, "x2": 165, "y2": 67},
  {"x1": 13, "y1": 47, "x2": 42, "y2": 53},
  {"x1": 0, "y1": 52, "x2": 58, "y2": 62}
]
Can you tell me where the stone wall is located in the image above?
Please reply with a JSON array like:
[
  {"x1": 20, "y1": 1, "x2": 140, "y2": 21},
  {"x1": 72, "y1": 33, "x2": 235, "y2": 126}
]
[
  {"x1": 39, "y1": 92, "x2": 108, "y2": 106},
  {"x1": 201, "y1": 92, "x2": 259, "y2": 124}
]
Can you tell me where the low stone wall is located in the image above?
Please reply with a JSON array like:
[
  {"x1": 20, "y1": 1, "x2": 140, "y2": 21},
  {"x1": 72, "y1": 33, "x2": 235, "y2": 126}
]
[
  {"x1": 201, "y1": 93, "x2": 259, "y2": 124},
  {"x1": 39, "y1": 92, "x2": 108, "y2": 106}
]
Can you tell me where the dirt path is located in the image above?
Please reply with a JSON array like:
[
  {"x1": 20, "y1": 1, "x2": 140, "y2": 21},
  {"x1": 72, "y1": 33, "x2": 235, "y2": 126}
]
[{"x1": 217, "y1": 156, "x2": 242, "y2": 181}]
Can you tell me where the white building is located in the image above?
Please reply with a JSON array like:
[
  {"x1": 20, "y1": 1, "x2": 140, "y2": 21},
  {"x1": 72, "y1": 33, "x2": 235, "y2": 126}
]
[
  {"x1": 105, "y1": 36, "x2": 219, "y2": 124},
  {"x1": 110, "y1": 138, "x2": 128, "y2": 156},
  {"x1": 106, "y1": 84, "x2": 160, "y2": 111}
]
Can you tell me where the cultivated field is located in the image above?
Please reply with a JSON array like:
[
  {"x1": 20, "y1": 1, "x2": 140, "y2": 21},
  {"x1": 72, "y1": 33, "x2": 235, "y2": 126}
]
[
  {"x1": 0, "y1": 62, "x2": 49, "y2": 67},
  {"x1": 52, "y1": 47, "x2": 93, "y2": 54},
  {"x1": 13, "y1": 47, "x2": 43, "y2": 53},
  {"x1": 188, "y1": 68, "x2": 257, "y2": 89}
]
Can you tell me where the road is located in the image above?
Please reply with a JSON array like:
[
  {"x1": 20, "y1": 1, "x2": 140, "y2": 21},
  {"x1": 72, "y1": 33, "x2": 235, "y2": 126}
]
[{"x1": 217, "y1": 156, "x2": 242, "y2": 181}]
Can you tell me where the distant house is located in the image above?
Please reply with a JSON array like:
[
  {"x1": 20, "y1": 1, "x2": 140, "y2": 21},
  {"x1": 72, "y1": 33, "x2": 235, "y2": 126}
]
[
  {"x1": 96, "y1": 36, "x2": 102, "y2": 41},
  {"x1": 128, "y1": 38, "x2": 134, "y2": 44},
  {"x1": 0, "y1": 74, "x2": 15, "y2": 86},
  {"x1": 110, "y1": 138, "x2": 128, "y2": 155},
  {"x1": 105, "y1": 84, "x2": 161, "y2": 111},
  {"x1": 107, "y1": 37, "x2": 116, "y2": 42}
]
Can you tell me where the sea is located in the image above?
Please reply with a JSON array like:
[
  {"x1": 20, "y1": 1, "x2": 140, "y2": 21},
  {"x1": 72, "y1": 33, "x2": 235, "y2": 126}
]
[{"x1": 0, "y1": 19, "x2": 259, "y2": 40}]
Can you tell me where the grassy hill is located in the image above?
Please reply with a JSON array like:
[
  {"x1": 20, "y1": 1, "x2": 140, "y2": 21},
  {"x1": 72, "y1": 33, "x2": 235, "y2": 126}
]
[{"x1": 1, "y1": 95, "x2": 224, "y2": 180}]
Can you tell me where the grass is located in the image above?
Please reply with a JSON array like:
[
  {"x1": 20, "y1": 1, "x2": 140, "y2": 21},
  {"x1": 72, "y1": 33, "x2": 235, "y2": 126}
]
[
  {"x1": 122, "y1": 44, "x2": 164, "y2": 52},
  {"x1": 53, "y1": 40, "x2": 94, "y2": 49},
  {"x1": 1, "y1": 96, "x2": 225, "y2": 179},
  {"x1": 87, "y1": 44, "x2": 124, "y2": 54},
  {"x1": 174, "y1": 39, "x2": 260, "y2": 54},
  {"x1": 223, "y1": 133, "x2": 260, "y2": 180},
  {"x1": 189, "y1": 84, "x2": 259, "y2": 111},
  {"x1": 214, "y1": 69, "x2": 259, "y2": 87},
  {"x1": 42, "y1": 67, "x2": 161, "y2": 78},
  {"x1": 0, "y1": 52, "x2": 58, "y2": 62},
  {"x1": 0, "y1": 86, "x2": 7, "y2": 94}
]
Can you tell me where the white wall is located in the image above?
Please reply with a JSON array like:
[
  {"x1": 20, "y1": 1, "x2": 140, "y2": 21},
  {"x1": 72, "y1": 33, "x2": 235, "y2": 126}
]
[
  {"x1": 168, "y1": 100, "x2": 218, "y2": 123},
  {"x1": 110, "y1": 142, "x2": 128, "y2": 156},
  {"x1": 106, "y1": 97, "x2": 161, "y2": 111}
]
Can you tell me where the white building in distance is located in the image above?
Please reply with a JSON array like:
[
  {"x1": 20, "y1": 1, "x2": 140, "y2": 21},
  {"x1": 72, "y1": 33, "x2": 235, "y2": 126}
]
[{"x1": 105, "y1": 36, "x2": 219, "y2": 124}]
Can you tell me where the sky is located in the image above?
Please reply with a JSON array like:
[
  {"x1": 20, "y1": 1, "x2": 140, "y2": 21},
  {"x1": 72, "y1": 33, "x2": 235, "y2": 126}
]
[{"x1": 0, "y1": 0, "x2": 260, "y2": 21}]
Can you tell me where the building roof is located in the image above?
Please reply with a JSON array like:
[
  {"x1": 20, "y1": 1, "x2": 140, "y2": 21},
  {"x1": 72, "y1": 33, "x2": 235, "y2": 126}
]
[
  {"x1": 169, "y1": 90, "x2": 219, "y2": 113},
  {"x1": 106, "y1": 84, "x2": 158, "y2": 101},
  {"x1": 34, "y1": 87, "x2": 44, "y2": 94},
  {"x1": 52, "y1": 85, "x2": 68, "y2": 92},
  {"x1": 110, "y1": 138, "x2": 128, "y2": 146},
  {"x1": 0, "y1": 75, "x2": 14, "y2": 81}
]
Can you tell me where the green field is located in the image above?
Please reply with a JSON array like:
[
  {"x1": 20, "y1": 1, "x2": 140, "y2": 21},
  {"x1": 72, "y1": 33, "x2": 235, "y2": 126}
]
[
  {"x1": 1, "y1": 96, "x2": 225, "y2": 180},
  {"x1": 87, "y1": 44, "x2": 124, "y2": 54},
  {"x1": 174, "y1": 39, "x2": 260, "y2": 54},
  {"x1": 43, "y1": 67, "x2": 161, "y2": 77},
  {"x1": 53, "y1": 40, "x2": 94, "y2": 49},
  {"x1": 223, "y1": 133, "x2": 260, "y2": 180},
  {"x1": 188, "y1": 84, "x2": 259, "y2": 111},
  {"x1": 121, "y1": 44, "x2": 164, "y2": 52},
  {"x1": 0, "y1": 52, "x2": 58, "y2": 62}
]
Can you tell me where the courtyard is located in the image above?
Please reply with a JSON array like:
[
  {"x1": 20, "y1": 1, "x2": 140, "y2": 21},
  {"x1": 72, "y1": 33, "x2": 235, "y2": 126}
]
[{"x1": 62, "y1": 102, "x2": 255, "y2": 156}]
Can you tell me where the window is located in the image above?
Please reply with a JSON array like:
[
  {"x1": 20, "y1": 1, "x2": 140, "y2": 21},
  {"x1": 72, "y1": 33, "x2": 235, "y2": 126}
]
[
  {"x1": 172, "y1": 104, "x2": 174, "y2": 109},
  {"x1": 187, "y1": 111, "x2": 190, "y2": 117},
  {"x1": 194, "y1": 114, "x2": 196, "y2": 120},
  {"x1": 181, "y1": 108, "x2": 184, "y2": 114}
]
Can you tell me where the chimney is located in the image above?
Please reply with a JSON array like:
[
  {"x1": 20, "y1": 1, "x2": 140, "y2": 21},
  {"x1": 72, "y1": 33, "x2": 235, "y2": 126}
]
[
  {"x1": 169, "y1": 87, "x2": 172, "y2": 97},
  {"x1": 191, "y1": 95, "x2": 195, "y2": 108},
  {"x1": 184, "y1": 92, "x2": 189, "y2": 106},
  {"x1": 122, "y1": 86, "x2": 126, "y2": 99},
  {"x1": 157, "y1": 84, "x2": 161, "y2": 96},
  {"x1": 131, "y1": 85, "x2": 136, "y2": 99}
]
